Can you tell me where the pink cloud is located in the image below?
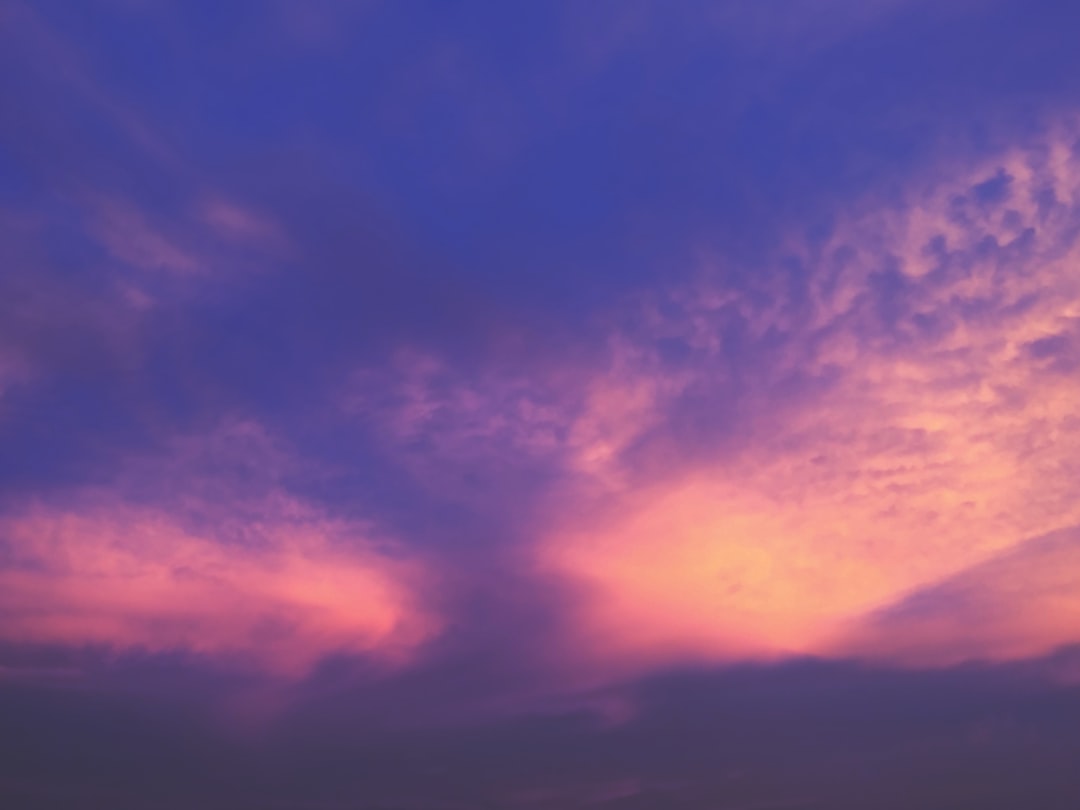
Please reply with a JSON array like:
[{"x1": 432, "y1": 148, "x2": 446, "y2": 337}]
[
  {"x1": 530, "y1": 119, "x2": 1080, "y2": 672},
  {"x1": 1, "y1": 0, "x2": 180, "y2": 167},
  {"x1": 0, "y1": 505, "x2": 434, "y2": 677},
  {"x1": 86, "y1": 196, "x2": 201, "y2": 275},
  {"x1": 348, "y1": 335, "x2": 692, "y2": 503},
  {"x1": 73, "y1": 191, "x2": 293, "y2": 304},
  {"x1": 0, "y1": 207, "x2": 150, "y2": 400},
  {"x1": 342, "y1": 118, "x2": 1080, "y2": 677},
  {"x1": 346, "y1": 347, "x2": 574, "y2": 501},
  {"x1": 834, "y1": 527, "x2": 1080, "y2": 666},
  {"x1": 0, "y1": 420, "x2": 440, "y2": 677},
  {"x1": 197, "y1": 197, "x2": 289, "y2": 252}
]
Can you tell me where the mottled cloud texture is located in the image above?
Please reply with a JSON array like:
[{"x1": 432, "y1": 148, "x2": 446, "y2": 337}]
[
  {"x1": 349, "y1": 122, "x2": 1080, "y2": 674},
  {"x1": 3, "y1": 0, "x2": 1080, "y2": 807},
  {"x1": 539, "y1": 123, "x2": 1080, "y2": 670}
]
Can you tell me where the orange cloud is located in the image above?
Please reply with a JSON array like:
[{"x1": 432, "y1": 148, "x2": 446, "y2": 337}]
[{"x1": 538, "y1": 120, "x2": 1080, "y2": 671}]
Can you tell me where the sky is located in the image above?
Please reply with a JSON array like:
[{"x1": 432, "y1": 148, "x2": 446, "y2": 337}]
[{"x1": 2, "y1": 0, "x2": 1080, "y2": 807}]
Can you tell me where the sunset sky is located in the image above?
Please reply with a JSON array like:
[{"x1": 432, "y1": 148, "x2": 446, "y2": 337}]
[{"x1": 3, "y1": 1, "x2": 1080, "y2": 808}]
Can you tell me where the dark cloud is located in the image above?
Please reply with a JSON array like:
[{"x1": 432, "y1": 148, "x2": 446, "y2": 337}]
[{"x1": 2, "y1": 652, "x2": 1080, "y2": 809}]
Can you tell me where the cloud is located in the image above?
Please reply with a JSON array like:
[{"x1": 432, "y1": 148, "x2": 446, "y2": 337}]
[
  {"x1": 0, "y1": 506, "x2": 432, "y2": 677},
  {"x1": 343, "y1": 117, "x2": 1080, "y2": 674},
  {"x1": 347, "y1": 337, "x2": 688, "y2": 504},
  {"x1": 528, "y1": 119, "x2": 1080, "y2": 671},
  {"x1": 197, "y1": 196, "x2": 287, "y2": 251},
  {"x1": 0, "y1": 207, "x2": 153, "y2": 410},
  {"x1": 4, "y1": 0, "x2": 1080, "y2": 700},
  {"x1": 80, "y1": 193, "x2": 284, "y2": 278},
  {"x1": 0, "y1": 421, "x2": 438, "y2": 677},
  {"x1": 3, "y1": 652, "x2": 1079, "y2": 809},
  {"x1": 86, "y1": 195, "x2": 201, "y2": 275},
  {"x1": 838, "y1": 526, "x2": 1080, "y2": 665}
]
